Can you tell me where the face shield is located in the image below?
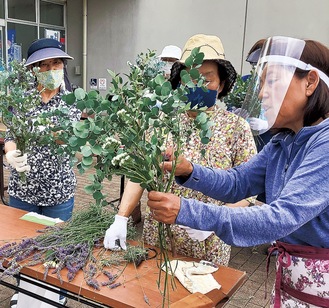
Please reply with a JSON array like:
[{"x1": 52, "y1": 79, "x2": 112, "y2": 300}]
[{"x1": 239, "y1": 36, "x2": 306, "y2": 135}]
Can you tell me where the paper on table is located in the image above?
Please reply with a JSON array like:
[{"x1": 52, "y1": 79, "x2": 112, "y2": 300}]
[
  {"x1": 20, "y1": 212, "x2": 63, "y2": 226},
  {"x1": 163, "y1": 259, "x2": 221, "y2": 294}
]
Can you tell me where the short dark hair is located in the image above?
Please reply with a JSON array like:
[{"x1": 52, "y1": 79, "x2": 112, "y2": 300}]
[{"x1": 296, "y1": 40, "x2": 329, "y2": 127}]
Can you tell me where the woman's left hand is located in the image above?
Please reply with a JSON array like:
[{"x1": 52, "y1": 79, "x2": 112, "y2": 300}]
[{"x1": 147, "y1": 191, "x2": 181, "y2": 224}]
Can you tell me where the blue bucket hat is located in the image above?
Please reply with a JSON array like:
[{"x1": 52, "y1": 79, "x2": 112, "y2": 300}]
[{"x1": 25, "y1": 38, "x2": 73, "y2": 67}]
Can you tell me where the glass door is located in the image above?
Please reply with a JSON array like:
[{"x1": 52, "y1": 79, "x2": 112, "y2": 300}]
[{"x1": 0, "y1": 25, "x2": 4, "y2": 70}]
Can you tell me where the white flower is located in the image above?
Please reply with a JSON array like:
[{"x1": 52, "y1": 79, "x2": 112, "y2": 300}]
[
  {"x1": 102, "y1": 136, "x2": 121, "y2": 149},
  {"x1": 117, "y1": 109, "x2": 127, "y2": 116},
  {"x1": 111, "y1": 152, "x2": 129, "y2": 166}
]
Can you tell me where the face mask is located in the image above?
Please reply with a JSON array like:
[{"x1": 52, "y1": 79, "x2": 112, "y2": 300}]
[
  {"x1": 186, "y1": 87, "x2": 218, "y2": 109},
  {"x1": 36, "y1": 69, "x2": 64, "y2": 90},
  {"x1": 163, "y1": 62, "x2": 173, "y2": 76}
]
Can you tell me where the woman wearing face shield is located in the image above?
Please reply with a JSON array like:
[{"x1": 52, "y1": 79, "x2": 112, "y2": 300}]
[
  {"x1": 104, "y1": 34, "x2": 257, "y2": 266},
  {"x1": 147, "y1": 36, "x2": 329, "y2": 307}
]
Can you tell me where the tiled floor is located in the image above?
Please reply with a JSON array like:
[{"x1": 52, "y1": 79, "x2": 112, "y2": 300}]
[{"x1": 0, "y1": 161, "x2": 276, "y2": 307}]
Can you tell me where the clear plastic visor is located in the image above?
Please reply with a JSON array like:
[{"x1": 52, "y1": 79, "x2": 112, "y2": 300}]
[{"x1": 238, "y1": 36, "x2": 306, "y2": 135}]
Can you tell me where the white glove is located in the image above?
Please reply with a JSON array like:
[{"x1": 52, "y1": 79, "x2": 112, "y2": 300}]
[
  {"x1": 249, "y1": 118, "x2": 268, "y2": 130},
  {"x1": 103, "y1": 215, "x2": 128, "y2": 250},
  {"x1": 179, "y1": 225, "x2": 213, "y2": 242},
  {"x1": 5, "y1": 150, "x2": 31, "y2": 172}
]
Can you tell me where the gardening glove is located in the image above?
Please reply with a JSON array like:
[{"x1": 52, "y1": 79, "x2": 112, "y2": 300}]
[
  {"x1": 249, "y1": 118, "x2": 268, "y2": 131},
  {"x1": 5, "y1": 150, "x2": 31, "y2": 172},
  {"x1": 103, "y1": 215, "x2": 128, "y2": 250},
  {"x1": 179, "y1": 225, "x2": 213, "y2": 242}
]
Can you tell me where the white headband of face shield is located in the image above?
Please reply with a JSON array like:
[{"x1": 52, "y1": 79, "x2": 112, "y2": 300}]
[{"x1": 260, "y1": 55, "x2": 329, "y2": 88}]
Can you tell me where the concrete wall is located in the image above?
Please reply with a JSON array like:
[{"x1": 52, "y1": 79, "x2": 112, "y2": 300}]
[
  {"x1": 66, "y1": 0, "x2": 84, "y2": 88},
  {"x1": 66, "y1": 0, "x2": 329, "y2": 91}
]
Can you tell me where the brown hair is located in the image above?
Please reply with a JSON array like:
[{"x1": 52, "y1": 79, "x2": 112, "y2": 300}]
[
  {"x1": 247, "y1": 39, "x2": 266, "y2": 59},
  {"x1": 295, "y1": 40, "x2": 329, "y2": 126}
]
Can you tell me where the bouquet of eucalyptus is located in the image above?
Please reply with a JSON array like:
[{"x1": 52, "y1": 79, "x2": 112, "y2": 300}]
[
  {"x1": 0, "y1": 60, "x2": 53, "y2": 182},
  {"x1": 55, "y1": 48, "x2": 212, "y2": 202},
  {"x1": 50, "y1": 48, "x2": 213, "y2": 306}
]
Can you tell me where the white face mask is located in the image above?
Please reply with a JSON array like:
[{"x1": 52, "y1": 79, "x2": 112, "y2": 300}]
[
  {"x1": 163, "y1": 62, "x2": 174, "y2": 76},
  {"x1": 36, "y1": 69, "x2": 64, "y2": 90}
]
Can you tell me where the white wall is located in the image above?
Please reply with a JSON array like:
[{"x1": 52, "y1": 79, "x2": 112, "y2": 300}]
[{"x1": 67, "y1": 0, "x2": 329, "y2": 90}]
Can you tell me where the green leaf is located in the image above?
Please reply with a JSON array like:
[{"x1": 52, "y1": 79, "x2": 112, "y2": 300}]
[
  {"x1": 87, "y1": 90, "x2": 99, "y2": 99},
  {"x1": 73, "y1": 128, "x2": 89, "y2": 138},
  {"x1": 151, "y1": 135, "x2": 157, "y2": 145},
  {"x1": 84, "y1": 185, "x2": 95, "y2": 194},
  {"x1": 91, "y1": 144, "x2": 102, "y2": 155},
  {"x1": 92, "y1": 191, "x2": 104, "y2": 200},
  {"x1": 160, "y1": 81, "x2": 172, "y2": 96},
  {"x1": 155, "y1": 74, "x2": 165, "y2": 85},
  {"x1": 68, "y1": 136, "x2": 79, "y2": 147},
  {"x1": 74, "y1": 88, "x2": 86, "y2": 100},
  {"x1": 76, "y1": 100, "x2": 86, "y2": 111},
  {"x1": 195, "y1": 53, "x2": 204, "y2": 65},
  {"x1": 181, "y1": 73, "x2": 191, "y2": 85},
  {"x1": 101, "y1": 99, "x2": 110, "y2": 111},
  {"x1": 62, "y1": 93, "x2": 76, "y2": 105},
  {"x1": 76, "y1": 138, "x2": 88, "y2": 146},
  {"x1": 196, "y1": 112, "x2": 208, "y2": 124},
  {"x1": 189, "y1": 68, "x2": 199, "y2": 80},
  {"x1": 184, "y1": 56, "x2": 193, "y2": 68},
  {"x1": 81, "y1": 145, "x2": 92, "y2": 157},
  {"x1": 201, "y1": 137, "x2": 210, "y2": 144},
  {"x1": 82, "y1": 156, "x2": 94, "y2": 166},
  {"x1": 85, "y1": 99, "x2": 95, "y2": 109}
]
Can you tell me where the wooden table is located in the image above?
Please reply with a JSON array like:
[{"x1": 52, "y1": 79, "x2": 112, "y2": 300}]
[{"x1": 0, "y1": 204, "x2": 246, "y2": 307}]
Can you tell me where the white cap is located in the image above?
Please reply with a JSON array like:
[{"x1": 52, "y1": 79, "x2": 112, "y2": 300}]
[{"x1": 158, "y1": 45, "x2": 182, "y2": 60}]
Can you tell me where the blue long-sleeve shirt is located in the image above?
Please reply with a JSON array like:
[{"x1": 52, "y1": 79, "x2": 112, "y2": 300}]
[{"x1": 176, "y1": 119, "x2": 329, "y2": 248}]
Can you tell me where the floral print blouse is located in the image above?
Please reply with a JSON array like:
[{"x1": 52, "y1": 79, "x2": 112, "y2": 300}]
[
  {"x1": 143, "y1": 106, "x2": 257, "y2": 266},
  {"x1": 5, "y1": 87, "x2": 81, "y2": 207}
]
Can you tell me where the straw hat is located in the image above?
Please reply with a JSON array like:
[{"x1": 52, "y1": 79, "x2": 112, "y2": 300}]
[{"x1": 171, "y1": 34, "x2": 237, "y2": 98}]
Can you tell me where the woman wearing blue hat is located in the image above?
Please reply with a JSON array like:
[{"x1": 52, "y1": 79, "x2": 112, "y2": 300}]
[{"x1": 4, "y1": 38, "x2": 80, "y2": 306}]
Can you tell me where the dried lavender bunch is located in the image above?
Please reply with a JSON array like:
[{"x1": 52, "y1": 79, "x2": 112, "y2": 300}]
[{"x1": 0, "y1": 204, "x2": 136, "y2": 285}]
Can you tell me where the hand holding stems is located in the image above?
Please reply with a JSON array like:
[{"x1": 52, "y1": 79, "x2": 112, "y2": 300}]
[
  {"x1": 147, "y1": 151, "x2": 193, "y2": 224},
  {"x1": 5, "y1": 150, "x2": 31, "y2": 173},
  {"x1": 147, "y1": 190, "x2": 181, "y2": 225},
  {"x1": 162, "y1": 147, "x2": 194, "y2": 177}
]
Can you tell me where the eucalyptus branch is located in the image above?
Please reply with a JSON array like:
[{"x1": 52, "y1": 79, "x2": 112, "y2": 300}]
[{"x1": 51, "y1": 48, "x2": 212, "y2": 305}]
